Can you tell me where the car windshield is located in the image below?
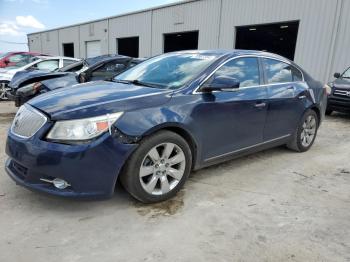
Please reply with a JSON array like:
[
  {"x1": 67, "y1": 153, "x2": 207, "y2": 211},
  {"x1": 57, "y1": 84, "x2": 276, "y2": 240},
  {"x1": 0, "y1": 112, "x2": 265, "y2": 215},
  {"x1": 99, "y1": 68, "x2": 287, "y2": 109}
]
[
  {"x1": 114, "y1": 53, "x2": 218, "y2": 89},
  {"x1": 342, "y1": 67, "x2": 350, "y2": 78},
  {"x1": 0, "y1": 52, "x2": 10, "y2": 59}
]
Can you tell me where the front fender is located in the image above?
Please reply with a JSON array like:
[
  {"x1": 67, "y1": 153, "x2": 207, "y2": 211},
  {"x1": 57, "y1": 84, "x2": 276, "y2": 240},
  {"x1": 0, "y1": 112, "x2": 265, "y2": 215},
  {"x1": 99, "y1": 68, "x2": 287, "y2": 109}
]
[{"x1": 115, "y1": 106, "x2": 202, "y2": 168}]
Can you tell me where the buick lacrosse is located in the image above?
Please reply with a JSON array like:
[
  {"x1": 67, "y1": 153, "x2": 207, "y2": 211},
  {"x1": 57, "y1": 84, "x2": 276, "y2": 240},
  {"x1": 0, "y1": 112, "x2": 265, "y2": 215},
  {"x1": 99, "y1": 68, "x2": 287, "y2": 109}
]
[{"x1": 5, "y1": 50, "x2": 327, "y2": 203}]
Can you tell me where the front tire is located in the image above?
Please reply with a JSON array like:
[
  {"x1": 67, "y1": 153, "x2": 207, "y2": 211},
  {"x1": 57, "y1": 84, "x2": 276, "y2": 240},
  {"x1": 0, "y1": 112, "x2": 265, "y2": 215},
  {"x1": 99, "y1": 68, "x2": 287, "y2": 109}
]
[
  {"x1": 287, "y1": 109, "x2": 319, "y2": 152},
  {"x1": 120, "y1": 130, "x2": 192, "y2": 203}
]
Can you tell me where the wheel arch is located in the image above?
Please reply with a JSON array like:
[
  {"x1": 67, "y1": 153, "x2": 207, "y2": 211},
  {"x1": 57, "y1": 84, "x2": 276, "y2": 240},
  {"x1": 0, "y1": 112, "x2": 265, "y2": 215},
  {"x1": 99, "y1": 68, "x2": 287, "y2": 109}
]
[{"x1": 143, "y1": 123, "x2": 199, "y2": 170}]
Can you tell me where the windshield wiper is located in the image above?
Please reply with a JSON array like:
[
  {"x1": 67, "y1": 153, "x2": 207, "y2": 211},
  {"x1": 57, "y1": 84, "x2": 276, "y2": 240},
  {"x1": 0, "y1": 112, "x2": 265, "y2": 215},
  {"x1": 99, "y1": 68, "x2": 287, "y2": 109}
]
[{"x1": 114, "y1": 79, "x2": 165, "y2": 89}]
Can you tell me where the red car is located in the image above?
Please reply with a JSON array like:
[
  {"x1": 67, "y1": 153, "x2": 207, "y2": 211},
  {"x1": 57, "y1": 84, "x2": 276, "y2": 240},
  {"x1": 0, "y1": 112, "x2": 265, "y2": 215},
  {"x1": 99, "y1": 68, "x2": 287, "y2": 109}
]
[{"x1": 0, "y1": 52, "x2": 48, "y2": 68}]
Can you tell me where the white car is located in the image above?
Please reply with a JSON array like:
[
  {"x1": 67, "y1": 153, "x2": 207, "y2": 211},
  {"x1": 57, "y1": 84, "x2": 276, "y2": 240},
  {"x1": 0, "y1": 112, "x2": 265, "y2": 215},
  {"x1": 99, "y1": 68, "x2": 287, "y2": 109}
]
[
  {"x1": 0, "y1": 56, "x2": 80, "y2": 81},
  {"x1": 0, "y1": 56, "x2": 80, "y2": 100}
]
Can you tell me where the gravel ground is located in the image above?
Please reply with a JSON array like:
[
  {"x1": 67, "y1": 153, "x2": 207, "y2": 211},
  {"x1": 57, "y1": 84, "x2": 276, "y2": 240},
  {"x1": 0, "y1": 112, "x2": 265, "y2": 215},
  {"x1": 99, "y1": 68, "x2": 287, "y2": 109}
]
[{"x1": 0, "y1": 101, "x2": 349, "y2": 262}]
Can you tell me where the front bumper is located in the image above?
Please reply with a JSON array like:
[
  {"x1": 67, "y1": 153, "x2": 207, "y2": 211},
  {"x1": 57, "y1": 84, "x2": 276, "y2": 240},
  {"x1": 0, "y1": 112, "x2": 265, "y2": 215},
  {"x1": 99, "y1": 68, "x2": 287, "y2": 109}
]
[
  {"x1": 327, "y1": 95, "x2": 350, "y2": 113},
  {"x1": 5, "y1": 124, "x2": 137, "y2": 199}
]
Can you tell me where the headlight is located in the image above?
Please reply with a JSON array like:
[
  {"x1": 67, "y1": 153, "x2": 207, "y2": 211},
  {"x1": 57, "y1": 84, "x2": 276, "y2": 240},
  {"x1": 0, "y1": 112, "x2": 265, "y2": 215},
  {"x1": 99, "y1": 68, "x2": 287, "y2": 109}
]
[
  {"x1": 46, "y1": 112, "x2": 123, "y2": 142},
  {"x1": 17, "y1": 82, "x2": 42, "y2": 95}
]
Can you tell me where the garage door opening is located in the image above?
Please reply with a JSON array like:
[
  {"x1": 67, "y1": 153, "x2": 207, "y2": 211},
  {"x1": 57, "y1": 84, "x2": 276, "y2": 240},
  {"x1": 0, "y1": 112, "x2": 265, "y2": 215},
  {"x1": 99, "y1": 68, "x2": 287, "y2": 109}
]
[
  {"x1": 235, "y1": 21, "x2": 299, "y2": 60},
  {"x1": 164, "y1": 31, "x2": 199, "y2": 53},
  {"x1": 117, "y1": 37, "x2": 139, "y2": 57},
  {"x1": 86, "y1": 40, "x2": 101, "y2": 58},
  {"x1": 63, "y1": 43, "x2": 74, "y2": 57}
]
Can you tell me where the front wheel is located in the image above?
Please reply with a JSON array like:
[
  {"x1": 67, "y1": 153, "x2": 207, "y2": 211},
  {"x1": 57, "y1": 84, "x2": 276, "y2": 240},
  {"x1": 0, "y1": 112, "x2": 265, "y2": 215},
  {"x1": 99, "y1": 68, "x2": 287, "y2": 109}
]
[
  {"x1": 0, "y1": 86, "x2": 9, "y2": 101},
  {"x1": 287, "y1": 109, "x2": 319, "y2": 152},
  {"x1": 120, "y1": 130, "x2": 192, "y2": 203}
]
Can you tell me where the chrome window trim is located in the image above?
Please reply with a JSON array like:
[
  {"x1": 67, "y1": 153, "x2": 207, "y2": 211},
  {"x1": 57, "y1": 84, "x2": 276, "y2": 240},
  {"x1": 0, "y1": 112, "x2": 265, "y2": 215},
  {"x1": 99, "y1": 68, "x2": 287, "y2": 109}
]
[
  {"x1": 192, "y1": 55, "x2": 305, "y2": 94},
  {"x1": 11, "y1": 104, "x2": 48, "y2": 139}
]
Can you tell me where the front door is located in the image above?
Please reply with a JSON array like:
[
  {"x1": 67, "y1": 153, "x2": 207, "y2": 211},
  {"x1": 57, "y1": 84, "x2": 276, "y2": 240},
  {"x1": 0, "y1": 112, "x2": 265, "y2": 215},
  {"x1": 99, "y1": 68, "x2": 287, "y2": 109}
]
[{"x1": 193, "y1": 57, "x2": 268, "y2": 161}]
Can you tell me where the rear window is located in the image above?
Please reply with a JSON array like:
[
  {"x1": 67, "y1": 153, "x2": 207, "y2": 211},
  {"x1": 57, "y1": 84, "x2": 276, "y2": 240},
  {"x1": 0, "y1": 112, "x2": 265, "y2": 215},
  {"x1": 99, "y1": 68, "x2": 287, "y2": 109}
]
[{"x1": 263, "y1": 58, "x2": 303, "y2": 84}]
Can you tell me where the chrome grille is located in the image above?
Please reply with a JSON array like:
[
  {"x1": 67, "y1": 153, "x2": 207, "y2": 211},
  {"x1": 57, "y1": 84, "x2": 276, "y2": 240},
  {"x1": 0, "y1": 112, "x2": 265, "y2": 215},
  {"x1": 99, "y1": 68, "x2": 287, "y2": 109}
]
[
  {"x1": 11, "y1": 104, "x2": 47, "y2": 138},
  {"x1": 334, "y1": 89, "x2": 350, "y2": 99}
]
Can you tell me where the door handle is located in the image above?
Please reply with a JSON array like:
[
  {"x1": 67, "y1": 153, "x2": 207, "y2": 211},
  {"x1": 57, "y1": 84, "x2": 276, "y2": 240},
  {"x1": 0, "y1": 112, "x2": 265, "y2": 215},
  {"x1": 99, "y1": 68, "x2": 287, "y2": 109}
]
[
  {"x1": 254, "y1": 102, "x2": 266, "y2": 108},
  {"x1": 298, "y1": 95, "x2": 306, "y2": 99}
]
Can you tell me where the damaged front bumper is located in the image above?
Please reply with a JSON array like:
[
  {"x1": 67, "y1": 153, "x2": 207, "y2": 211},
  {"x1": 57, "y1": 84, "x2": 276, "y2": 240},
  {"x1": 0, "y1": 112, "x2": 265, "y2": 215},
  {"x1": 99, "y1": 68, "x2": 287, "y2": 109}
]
[{"x1": 5, "y1": 123, "x2": 138, "y2": 199}]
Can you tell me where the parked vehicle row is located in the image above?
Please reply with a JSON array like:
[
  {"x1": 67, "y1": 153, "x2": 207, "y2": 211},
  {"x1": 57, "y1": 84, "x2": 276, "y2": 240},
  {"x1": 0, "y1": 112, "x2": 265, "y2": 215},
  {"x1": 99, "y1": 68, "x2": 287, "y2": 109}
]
[
  {"x1": 7, "y1": 55, "x2": 145, "y2": 106},
  {"x1": 4, "y1": 50, "x2": 327, "y2": 203},
  {"x1": 0, "y1": 56, "x2": 79, "y2": 100}
]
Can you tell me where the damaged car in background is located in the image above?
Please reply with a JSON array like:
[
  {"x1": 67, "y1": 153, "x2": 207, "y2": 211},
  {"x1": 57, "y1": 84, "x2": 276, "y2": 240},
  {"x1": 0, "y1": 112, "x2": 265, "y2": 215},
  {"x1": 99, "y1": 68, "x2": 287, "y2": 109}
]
[
  {"x1": 7, "y1": 55, "x2": 145, "y2": 106},
  {"x1": 0, "y1": 56, "x2": 79, "y2": 101}
]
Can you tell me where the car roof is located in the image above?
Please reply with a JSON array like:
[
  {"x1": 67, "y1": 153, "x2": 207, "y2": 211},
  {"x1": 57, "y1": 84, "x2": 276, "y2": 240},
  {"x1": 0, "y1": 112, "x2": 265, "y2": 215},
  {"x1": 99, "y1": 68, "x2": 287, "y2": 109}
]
[
  {"x1": 36, "y1": 56, "x2": 81, "y2": 61},
  {"x1": 169, "y1": 49, "x2": 291, "y2": 62}
]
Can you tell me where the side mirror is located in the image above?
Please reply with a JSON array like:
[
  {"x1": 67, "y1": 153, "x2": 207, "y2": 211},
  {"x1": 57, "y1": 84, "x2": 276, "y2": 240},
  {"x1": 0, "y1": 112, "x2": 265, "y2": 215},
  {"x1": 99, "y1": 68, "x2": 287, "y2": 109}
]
[
  {"x1": 4, "y1": 59, "x2": 9, "y2": 65},
  {"x1": 334, "y1": 72, "x2": 341, "y2": 78},
  {"x1": 201, "y1": 75, "x2": 240, "y2": 92}
]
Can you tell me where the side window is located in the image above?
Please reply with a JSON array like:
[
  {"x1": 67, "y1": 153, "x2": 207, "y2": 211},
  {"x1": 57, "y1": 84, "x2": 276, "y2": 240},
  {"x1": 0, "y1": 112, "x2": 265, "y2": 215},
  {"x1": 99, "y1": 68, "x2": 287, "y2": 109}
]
[
  {"x1": 91, "y1": 62, "x2": 126, "y2": 77},
  {"x1": 34, "y1": 60, "x2": 59, "y2": 71},
  {"x1": 263, "y1": 58, "x2": 294, "y2": 84},
  {"x1": 209, "y1": 57, "x2": 260, "y2": 88},
  {"x1": 63, "y1": 59, "x2": 76, "y2": 67}
]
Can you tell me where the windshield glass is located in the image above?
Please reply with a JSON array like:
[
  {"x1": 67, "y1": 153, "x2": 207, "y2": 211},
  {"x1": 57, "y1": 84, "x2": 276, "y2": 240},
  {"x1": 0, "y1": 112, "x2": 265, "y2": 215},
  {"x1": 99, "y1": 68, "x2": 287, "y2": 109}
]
[
  {"x1": 342, "y1": 67, "x2": 350, "y2": 78},
  {"x1": 0, "y1": 52, "x2": 10, "y2": 59},
  {"x1": 114, "y1": 53, "x2": 217, "y2": 89}
]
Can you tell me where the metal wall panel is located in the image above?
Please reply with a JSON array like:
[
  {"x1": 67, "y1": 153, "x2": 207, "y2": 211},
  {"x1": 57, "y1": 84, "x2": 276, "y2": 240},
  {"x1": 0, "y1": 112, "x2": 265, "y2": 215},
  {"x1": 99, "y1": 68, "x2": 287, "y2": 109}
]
[
  {"x1": 78, "y1": 20, "x2": 108, "y2": 58},
  {"x1": 58, "y1": 26, "x2": 80, "y2": 58},
  {"x1": 108, "y1": 12, "x2": 152, "y2": 57},
  {"x1": 219, "y1": 0, "x2": 339, "y2": 83},
  {"x1": 151, "y1": 0, "x2": 221, "y2": 55},
  {"x1": 40, "y1": 30, "x2": 59, "y2": 56},
  {"x1": 27, "y1": 34, "x2": 41, "y2": 53}
]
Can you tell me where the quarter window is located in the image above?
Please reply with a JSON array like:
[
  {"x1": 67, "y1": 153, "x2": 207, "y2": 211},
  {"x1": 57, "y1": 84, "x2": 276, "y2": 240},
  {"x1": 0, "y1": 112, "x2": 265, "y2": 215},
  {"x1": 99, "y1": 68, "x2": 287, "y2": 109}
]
[
  {"x1": 263, "y1": 58, "x2": 303, "y2": 83},
  {"x1": 209, "y1": 57, "x2": 260, "y2": 88}
]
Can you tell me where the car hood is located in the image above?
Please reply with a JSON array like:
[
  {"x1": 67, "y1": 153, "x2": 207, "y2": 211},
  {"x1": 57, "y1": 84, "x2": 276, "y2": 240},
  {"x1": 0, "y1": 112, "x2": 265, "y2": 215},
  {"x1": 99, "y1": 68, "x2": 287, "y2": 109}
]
[
  {"x1": 333, "y1": 78, "x2": 350, "y2": 90},
  {"x1": 28, "y1": 81, "x2": 173, "y2": 120},
  {"x1": 10, "y1": 70, "x2": 70, "y2": 89}
]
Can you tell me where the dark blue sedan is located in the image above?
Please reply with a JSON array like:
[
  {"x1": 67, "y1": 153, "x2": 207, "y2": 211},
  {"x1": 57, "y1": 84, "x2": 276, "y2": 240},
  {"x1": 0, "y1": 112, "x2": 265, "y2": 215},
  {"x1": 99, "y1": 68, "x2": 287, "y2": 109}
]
[{"x1": 5, "y1": 50, "x2": 327, "y2": 203}]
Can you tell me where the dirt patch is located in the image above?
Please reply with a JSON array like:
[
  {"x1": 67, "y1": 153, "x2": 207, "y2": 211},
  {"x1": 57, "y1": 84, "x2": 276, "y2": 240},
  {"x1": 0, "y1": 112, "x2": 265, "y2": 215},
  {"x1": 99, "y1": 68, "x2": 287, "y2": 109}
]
[{"x1": 135, "y1": 190, "x2": 185, "y2": 218}]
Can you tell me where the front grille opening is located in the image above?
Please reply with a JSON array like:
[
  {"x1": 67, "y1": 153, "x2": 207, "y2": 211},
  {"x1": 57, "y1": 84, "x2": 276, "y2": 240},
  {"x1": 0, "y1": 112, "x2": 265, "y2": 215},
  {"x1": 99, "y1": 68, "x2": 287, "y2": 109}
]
[
  {"x1": 11, "y1": 104, "x2": 47, "y2": 138},
  {"x1": 10, "y1": 160, "x2": 28, "y2": 180}
]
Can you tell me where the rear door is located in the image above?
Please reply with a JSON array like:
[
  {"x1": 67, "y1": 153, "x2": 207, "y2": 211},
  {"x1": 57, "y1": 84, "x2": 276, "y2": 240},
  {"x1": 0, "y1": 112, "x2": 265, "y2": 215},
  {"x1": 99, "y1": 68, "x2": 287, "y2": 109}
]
[{"x1": 262, "y1": 58, "x2": 308, "y2": 140}]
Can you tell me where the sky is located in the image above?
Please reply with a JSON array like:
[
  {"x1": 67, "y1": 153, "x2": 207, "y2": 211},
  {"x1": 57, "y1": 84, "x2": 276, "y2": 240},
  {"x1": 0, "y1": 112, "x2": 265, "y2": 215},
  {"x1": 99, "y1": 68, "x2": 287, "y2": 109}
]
[{"x1": 0, "y1": 0, "x2": 179, "y2": 52}]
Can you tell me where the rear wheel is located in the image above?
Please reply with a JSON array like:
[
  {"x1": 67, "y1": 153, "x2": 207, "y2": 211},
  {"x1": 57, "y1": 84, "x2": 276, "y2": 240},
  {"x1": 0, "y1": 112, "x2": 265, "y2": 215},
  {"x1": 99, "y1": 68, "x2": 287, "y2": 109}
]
[
  {"x1": 120, "y1": 130, "x2": 192, "y2": 203},
  {"x1": 287, "y1": 109, "x2": 319, "y2": 152}
]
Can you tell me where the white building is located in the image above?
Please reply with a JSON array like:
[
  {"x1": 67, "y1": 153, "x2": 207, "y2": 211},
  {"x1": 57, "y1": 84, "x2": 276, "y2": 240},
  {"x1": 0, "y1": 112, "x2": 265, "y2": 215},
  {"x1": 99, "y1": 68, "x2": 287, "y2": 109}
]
[{"x1": 27, "y1": 0, "x2": 350, "y2": 83}]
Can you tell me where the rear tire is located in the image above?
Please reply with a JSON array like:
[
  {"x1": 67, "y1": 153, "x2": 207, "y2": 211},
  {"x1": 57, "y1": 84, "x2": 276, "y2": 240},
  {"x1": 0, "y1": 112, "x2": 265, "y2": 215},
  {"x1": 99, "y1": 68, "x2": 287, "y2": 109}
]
[
  {"x1": 287, "y1": 109, "x2": 319, "y2": 152},
  {"x1": 120, "y1": 130, "x2": 192, "y2": 203}
]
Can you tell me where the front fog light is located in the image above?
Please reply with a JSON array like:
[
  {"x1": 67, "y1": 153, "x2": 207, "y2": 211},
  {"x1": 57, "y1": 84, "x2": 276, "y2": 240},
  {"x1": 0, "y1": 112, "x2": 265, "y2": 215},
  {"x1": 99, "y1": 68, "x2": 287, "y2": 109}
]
[{"x1": 53, "y1": 178, "x2": 70, "y2": 189}]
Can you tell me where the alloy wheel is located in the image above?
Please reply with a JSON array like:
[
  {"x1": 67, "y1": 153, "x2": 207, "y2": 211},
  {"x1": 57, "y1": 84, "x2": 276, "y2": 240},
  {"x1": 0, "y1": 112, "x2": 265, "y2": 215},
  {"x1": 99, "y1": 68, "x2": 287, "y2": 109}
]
[
  {"x1": 139, "y1": 142, "x2": 186, "y2": 196},
  {"x1": 300, "y1": 114, "x2": 317, "y2": 147}
]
